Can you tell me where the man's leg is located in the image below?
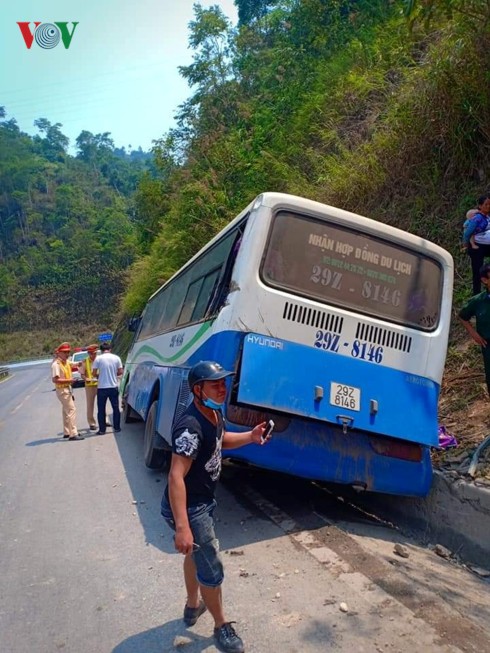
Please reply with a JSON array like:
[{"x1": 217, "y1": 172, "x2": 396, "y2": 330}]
[
  {"x1": 86, "y1": 386, "x2": 97, "y2": 428},
  {"x1": 97, "y1": 389, "x2": 107, "y2": 433},
  {"x1": 187, "y1": 502, "x2": 226, "y2": 627},
  {"x1": 56, "y1": 388, "x2": 70, "y2": 436},
  {"x1": 67, "y1": 391, "x2": 77, "y2": 436},
  {"x1": 182, "y1": 554, "x2": 226, "y2": 628},
  {"x1": 199, "y1": 583, "x2": 226, "y2": 628},
  {"x1": 481, "y1": 346, "x2": 490, "y2": 397},
  {"x1": 108, "y1": 387, "x2": 121, "y2": 430},
  {"x1": 59, "y1": 388, "x2": 77, "y2": 436},
  {"x1": 184, "y1": 555, "x2": 225, "y2": 628},
  {"x1": 183, "y1": 554, "x2": 201, "y2": 609},
  {"x1": 55, "y1": 388, "x2": 68, "y2": 436},
  {"x1": 468, "y1": 247, "x2": 485, "y2": 295}
]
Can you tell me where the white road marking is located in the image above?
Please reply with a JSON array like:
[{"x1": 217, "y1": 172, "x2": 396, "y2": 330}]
[{"x1": 10, "y1": 379, "x2": 46, "y2": 414}]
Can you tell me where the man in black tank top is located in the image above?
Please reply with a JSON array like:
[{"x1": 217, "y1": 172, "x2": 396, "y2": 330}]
[{"x1": 161, "y1": 361, "x2": 269, "y2": 653}]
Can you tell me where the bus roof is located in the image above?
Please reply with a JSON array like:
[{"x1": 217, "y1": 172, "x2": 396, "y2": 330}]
[
  {"x1": 147, "y1": 192, "x2": 453, "y2": 303},
  {"x1": 259, "y1": 193, "x2": 452, "y2": 264}
]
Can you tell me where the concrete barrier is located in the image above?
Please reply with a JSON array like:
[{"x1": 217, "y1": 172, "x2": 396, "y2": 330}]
[{"x1": 363, "y1": 470, "x2": 490, "y2": 568}]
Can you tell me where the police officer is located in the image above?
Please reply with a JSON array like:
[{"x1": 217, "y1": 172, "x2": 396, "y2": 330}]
[
  {"x1": 51, "y1": 342, "x2": 84, "y2": 440},
  {"x1": 79, "y1": 344, "x2": 99, "y2": 431}
]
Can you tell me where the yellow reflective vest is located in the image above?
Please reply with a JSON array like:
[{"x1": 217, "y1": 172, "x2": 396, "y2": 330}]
[
  {"x1": 84, "y1": 357, "x2": 98, "y2": 387},
  {"x1": 55, "y1": 359, "x2": 72, "y2": 388}
]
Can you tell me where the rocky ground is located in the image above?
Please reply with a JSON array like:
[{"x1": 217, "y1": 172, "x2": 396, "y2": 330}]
[{"x1": 436, "y1": 337, "x2": 490, "y2": 486}]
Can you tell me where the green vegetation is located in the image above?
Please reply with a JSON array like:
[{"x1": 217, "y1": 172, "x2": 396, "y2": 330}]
[
  {"x1": 0, "y1": 110, "x2": 152, "y2": 358},
  {"x1": 123, "y1": 0, "x2": 490, "y2": 321},
  {"x1": 0, "y1": 325, "x2": 109, "y2": 364},
  {"x1": 119, "y1": 0, "x2": 490, "y2": 430},
  {"x1": 2, "y1": 0, "x2": 490, "y2": 393}
]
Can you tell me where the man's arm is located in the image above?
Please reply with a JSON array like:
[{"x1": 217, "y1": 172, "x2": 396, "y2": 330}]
[
  {"x1": 222, "y1": 422, "x2": 267, "y2": 450},
  {"x1": 459, "y1": 316, "x2": 487, "y2": 346},
  {"x1": 51, "y1": 362, "x2": 71, "y2": 385},
  {"x1": 168, "y1": 454, "x2": 194, "y2": 555},
  {"x1": 51, "y1": 375, "x2": 72, "y2": 385},
  {"x1": 91, "y1": 359, "x2": 99, "y2": 377}
]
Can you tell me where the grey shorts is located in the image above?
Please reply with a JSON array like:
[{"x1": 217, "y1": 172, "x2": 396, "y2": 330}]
[{"x1": 161, "y1": 497, "x2": 224, "y2": 587}]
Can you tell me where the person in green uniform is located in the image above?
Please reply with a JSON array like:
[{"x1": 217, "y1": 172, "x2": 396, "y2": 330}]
[{"x1": 459, "y1": 263, "x2": 490, "y2": 395}]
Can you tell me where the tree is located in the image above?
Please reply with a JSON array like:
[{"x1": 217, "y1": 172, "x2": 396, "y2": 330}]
[
  {"x1": 0, "y1": 108, "x2": 148, "y2": 332},
  {"x1": 404, "y1": 0, "x2": 490, "y2": 26},
  {"x1": 33, "y1": 118, "x2": 69, "y2": 162},
  {"x1": 234, "y1": 0, "x2": 277, "y2": 26},
  {"x1": 178, "y1": 5, "x2": 232, "y2": 98}
]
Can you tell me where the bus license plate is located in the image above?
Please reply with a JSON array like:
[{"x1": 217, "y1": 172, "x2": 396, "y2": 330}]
[{"x1": 330, "y1": 383, "x2": 361, "y2": 411}]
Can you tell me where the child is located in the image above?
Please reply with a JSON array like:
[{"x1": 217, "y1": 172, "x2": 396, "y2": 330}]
[
  {"x1": 465, "y1": 195, "x2": 490, "y2": 294},
  {"x1": 463, "y1": 207, "x2": 487, "y2": 250}
]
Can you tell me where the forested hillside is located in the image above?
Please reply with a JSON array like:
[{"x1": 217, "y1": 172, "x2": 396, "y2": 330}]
[
  {"x1": 0, "y1": 109, "x2": 153, "y2": 355},
  {"x1": 117, "y1": 0, "x2": 490, "y2": 448},
  {"x1": 123, "y1": 0, "x2": 490, "y2": 318},
  {"x1": 2, "y1": 0, "x2": 490, "y2": 396}
]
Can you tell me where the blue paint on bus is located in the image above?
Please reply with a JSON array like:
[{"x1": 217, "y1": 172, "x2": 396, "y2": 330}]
[
  {"x1": 237, "y1": 334, "x2": 439, "y2": 446},
  {"x1": 127, "y1": 329, "x2": 434, "y2": 496}
]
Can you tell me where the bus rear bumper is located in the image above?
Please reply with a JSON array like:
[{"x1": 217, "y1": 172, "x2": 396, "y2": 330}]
[{"x1": 225, "y1": 421, "x2": 433, "y2": 498}]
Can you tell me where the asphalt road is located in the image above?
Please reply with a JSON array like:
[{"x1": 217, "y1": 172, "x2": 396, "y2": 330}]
[{"x1": 1, "y1": 365, "x2": 489, "y2": 653}]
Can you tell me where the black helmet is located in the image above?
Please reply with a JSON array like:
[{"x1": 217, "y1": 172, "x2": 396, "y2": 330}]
[{"x1": 188, "y1": 361, "x2": 234, "y2": 390}]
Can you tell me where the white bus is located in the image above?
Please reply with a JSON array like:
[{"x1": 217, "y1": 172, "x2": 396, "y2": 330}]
[{"x1": 121, "y1": 192, "x2": 453, "y2": 496}]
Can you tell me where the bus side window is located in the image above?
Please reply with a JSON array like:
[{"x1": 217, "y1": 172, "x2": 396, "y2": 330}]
[
  {"x1": 194, "y1": 268, "x2": 221, "y2": 319},
  {"x1": 177, "y1": 277, "x2": 205, "y2": 325},
  {"x1": 206, "y1": 232, "x2": 243, "y2": 317},
  {"x1": 139, "y1": 300, "x2": 160, "y2": 339},
  {"x1": 178, "y1": 228, "x2": 244, "y2": 326},
  {"x1": 128, "y1": 315, "x2": 141, "y2": 333},
  {"x1": 160, "y1": 275, "x2": 189, "y2": 332},
  {"x1": 138, "y1": 287, "x2": 170, "y2": 339}
]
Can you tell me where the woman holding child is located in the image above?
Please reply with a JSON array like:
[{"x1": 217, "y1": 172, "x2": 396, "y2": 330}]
[{"x1": 463, "y1": 193, "x2": 490, "y2": 294}]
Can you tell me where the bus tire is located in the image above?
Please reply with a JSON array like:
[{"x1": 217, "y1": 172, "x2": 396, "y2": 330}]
[
  {"x1": 144, "y1": 400, "x2": 169, "y2": 469},
  {"x1": 123, "y1": 400, "x2": 138, "y2": 423}
]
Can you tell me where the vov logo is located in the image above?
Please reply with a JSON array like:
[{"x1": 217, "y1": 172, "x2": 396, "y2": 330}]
[{"x1": 17, "y1": 22, "x2": 79, "y2": 49}]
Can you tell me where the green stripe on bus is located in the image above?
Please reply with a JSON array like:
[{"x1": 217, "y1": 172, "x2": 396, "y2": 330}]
[{"x1": 131, "y1": 321, "x2": 213, "y2": 364}]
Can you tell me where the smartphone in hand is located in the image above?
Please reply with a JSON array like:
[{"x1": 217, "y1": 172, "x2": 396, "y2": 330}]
[{"x1": 261, "y1": 419, "x2": 274, "y2": 443}]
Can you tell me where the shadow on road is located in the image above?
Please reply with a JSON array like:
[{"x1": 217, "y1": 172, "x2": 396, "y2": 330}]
[
  {"x1": 111, "y1": 420, "x2": 409, "y2": 556},
  {"x1": 25, "y1": 427, "x2": 103, "y2": 446},
  {"x1": 112, "y1": 618, "x2": 214, "y2": 653},
  {"x1": 25, "y1": 437, "x2": 62, "y2": 446},
  {"x1": 110, "y1": 422, "x2": 490, "y2": 650},
  {"x1": 111, "y1": 421, "x2": 292, "y2": 557}
]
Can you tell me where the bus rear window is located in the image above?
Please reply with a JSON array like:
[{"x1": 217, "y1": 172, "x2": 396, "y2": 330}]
[{"x1": 262, "y1": 212, "x2": 443, "y2": 330}]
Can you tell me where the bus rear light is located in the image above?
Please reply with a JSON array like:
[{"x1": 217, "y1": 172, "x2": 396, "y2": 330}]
[{"x1": 370, "y1": 436, "x2": 423, "y2": 462}]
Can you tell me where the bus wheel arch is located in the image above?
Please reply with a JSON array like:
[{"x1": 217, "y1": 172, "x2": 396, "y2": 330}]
[
  {"x1": 122, "y1": 374, "x2": 139, "y2": 423},
  {"x1": 123, "y1": 400, "x2": 139, "y2": 423},
  {"x1": 144, "y1": 397, "x2": 170, "y2": 470}
]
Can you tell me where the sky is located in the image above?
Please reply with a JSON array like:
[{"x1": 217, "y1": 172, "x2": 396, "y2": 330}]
[{"x1": 1, "y1": 0, "x2": 238, "y2": 153}]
